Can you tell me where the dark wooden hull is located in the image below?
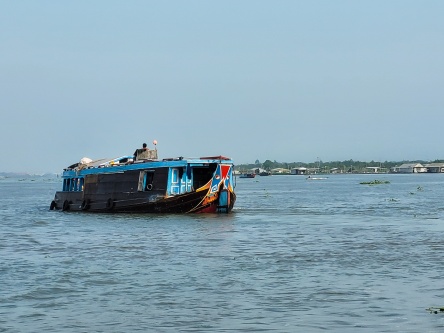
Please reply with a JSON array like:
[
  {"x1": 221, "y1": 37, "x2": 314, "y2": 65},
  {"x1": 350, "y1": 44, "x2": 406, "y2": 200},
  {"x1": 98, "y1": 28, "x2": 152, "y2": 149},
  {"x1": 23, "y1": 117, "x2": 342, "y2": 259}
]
[{"x1": 51, "y1": 189, "x2": 236, "y2": 213}]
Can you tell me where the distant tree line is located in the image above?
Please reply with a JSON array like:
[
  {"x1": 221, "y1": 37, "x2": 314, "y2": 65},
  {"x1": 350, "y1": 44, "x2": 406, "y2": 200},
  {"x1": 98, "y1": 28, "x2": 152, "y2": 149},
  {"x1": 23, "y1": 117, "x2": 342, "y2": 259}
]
[{"x1": 236, "y1": 159, "x2": 444, "y2": 173}]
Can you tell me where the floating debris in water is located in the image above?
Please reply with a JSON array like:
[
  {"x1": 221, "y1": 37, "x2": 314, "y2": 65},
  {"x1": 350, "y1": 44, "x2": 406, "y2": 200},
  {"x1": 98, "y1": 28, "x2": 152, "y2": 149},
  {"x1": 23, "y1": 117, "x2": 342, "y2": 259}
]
[
  {"x1": 427, "y1": 307, "x2": 444, "y2": 314},
  {"x1": 360, "y1": 180, "x2": 390, "y2": 185}
]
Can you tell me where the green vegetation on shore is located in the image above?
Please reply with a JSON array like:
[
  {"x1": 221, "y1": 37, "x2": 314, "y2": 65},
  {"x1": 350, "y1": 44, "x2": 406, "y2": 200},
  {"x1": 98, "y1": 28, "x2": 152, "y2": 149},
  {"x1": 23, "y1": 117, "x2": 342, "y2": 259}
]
[{"x1": 237, "y1": 159, "x2": 444, "y2": 174}]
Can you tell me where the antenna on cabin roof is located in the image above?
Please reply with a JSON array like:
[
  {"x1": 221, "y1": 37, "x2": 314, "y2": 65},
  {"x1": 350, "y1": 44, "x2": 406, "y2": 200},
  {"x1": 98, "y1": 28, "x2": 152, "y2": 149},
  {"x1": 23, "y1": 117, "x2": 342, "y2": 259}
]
[{"x1": 153, "y1": 139, "x2": 158, "y2": 150}]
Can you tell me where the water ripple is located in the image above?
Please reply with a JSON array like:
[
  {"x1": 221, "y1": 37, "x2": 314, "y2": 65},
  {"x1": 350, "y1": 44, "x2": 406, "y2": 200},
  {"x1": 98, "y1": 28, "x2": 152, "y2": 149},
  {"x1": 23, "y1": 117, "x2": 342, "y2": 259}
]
[{"x1": 1, "y1": 175, "x2": 444, "y2": 332}]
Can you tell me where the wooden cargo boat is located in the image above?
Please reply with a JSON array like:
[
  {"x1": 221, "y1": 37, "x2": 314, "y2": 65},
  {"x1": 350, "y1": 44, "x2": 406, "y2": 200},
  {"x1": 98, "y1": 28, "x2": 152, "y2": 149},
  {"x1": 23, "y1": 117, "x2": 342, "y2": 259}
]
[{"x1": 49, "y1": 145, "x2": 236, "y2": 213}]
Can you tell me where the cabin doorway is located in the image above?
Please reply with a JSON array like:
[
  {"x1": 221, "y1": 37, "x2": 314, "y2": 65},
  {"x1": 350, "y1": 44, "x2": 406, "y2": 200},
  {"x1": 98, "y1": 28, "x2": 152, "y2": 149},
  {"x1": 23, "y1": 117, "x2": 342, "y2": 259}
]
[
  {"x1": 138, "y1": 171, "x2": 154, "y2": 191},
  {"x1": 170, "y1": 168, "x2": 192, "y2": 195}
]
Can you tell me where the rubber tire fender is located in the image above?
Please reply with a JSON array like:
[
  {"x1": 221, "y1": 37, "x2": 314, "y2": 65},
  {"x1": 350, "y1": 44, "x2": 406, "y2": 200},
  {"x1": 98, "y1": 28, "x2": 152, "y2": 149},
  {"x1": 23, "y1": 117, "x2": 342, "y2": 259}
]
[
  {"x1": 106, "y1": 198, "x2": 114, "y2": 210},
  {"x1": 81, "y1": 199, "x2": 90, "y2": 211},
  {"x1": 62, "y1": 200, "x2": 70, "y2": 211}
]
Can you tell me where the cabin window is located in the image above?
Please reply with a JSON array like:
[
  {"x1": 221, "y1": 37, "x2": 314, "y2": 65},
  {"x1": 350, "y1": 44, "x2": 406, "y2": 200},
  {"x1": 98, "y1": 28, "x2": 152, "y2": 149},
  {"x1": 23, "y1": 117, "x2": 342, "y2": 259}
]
[
  {"x1": 63, "y1": 177, "x2": 84, "y2": 192},
  {"x1": 138, "y1": 171, "x2": 155, "y2": 191},
  {"x1": 63, "y1": 179, "x2": 70, "y2": 191}
]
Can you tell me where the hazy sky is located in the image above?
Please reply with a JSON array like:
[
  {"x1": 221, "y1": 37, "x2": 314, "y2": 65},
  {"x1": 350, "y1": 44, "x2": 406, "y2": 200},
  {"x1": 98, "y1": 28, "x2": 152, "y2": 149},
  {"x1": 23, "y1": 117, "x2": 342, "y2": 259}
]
[{"x1": 1, "y1": 1, "x2": 443, "y2": 174}]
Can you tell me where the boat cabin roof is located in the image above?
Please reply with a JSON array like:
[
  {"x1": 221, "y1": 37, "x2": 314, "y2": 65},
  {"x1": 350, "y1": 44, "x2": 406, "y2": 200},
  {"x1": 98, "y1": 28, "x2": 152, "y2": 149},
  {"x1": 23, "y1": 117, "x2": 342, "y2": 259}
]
[{"x1": 62, "y1": 155, "x2": 234, "y2": 178}]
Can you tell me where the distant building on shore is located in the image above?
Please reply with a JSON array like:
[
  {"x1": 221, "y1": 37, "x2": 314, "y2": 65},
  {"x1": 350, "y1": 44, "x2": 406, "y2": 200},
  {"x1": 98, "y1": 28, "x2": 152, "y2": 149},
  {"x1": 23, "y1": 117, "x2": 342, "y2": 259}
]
[
  {"x1": 290, "y1": 167, "x2": 307, "y2": 175},
  {"x1": 390, "y1": 163, "x2": 427, "y2": 173},
  {"x1": 424, "y1": 163, "x2": 444, "y2": 173}
]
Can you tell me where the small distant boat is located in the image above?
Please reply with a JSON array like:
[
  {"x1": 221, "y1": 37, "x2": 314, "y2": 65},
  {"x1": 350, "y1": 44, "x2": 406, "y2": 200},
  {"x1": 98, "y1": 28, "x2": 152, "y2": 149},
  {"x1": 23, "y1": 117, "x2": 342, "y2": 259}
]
[
  {"x1": 239, "y1": 173, "x2": 256, "y2": 178},
  {"x1": 306, "y1": 176, "x2": 328, "y2": 180},
  {"x1": 259, "y1": 171, "x2": 271, "y2": 176},
  {"x1": 49, "y1": 142, "x2": 236, "y2": 214}
]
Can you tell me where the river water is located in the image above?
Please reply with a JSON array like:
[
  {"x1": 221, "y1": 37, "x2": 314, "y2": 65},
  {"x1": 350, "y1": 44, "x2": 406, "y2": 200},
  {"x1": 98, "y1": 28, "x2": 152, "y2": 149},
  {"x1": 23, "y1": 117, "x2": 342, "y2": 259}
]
[{"x1": 1, "y1": 174, "x2": 444, "y2": 332}]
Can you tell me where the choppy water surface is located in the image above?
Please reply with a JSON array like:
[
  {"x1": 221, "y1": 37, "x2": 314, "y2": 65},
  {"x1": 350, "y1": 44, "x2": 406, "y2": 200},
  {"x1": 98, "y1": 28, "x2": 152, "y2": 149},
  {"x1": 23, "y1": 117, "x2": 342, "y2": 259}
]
[{"x1": 1, "y1": 174, "x2": 444, "y2": 332}]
